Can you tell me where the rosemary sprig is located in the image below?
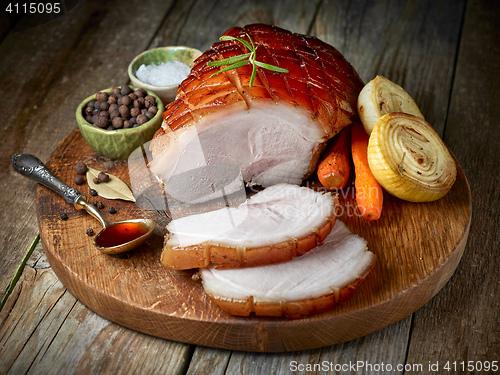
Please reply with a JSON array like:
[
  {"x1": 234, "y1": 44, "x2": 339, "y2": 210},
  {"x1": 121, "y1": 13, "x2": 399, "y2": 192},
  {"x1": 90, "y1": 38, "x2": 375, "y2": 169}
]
[{"x1": 207, "y1": 33, "x2": 289, "y2": 87}]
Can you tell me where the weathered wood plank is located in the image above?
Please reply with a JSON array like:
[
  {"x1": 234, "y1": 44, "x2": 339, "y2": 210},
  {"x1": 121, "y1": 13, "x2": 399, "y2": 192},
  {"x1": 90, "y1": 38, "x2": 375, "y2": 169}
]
[
  {"x1": 0, "y1": 0, "x2": 174, "y2": 303},
  {"x1": 148, "y1": 0, "x2": 322, "y2": 52},
  {"x1": 313, "y1": 0, "x2": 466, "y2": 135},
  {"x1": 0, "y1": 244, "x2": 191, "y2": 375},
  {"x1": 405, "y1": 0, "x2": 500, "y2": 365}
]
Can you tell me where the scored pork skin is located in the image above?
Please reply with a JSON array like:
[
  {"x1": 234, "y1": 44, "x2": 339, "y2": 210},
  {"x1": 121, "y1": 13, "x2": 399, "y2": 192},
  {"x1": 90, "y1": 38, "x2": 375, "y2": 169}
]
[{"x1": 149, "y1": 24, "x2": 364, "y2": 201}]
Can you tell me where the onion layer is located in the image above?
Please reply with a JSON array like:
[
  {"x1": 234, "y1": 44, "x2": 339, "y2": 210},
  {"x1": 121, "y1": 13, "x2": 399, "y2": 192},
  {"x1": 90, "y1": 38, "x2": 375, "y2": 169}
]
[
  {"x1": 357, "y1": 75, "x2": 424, "y2": 135},
  {"x1": 367, "y1": 113, "x2": 456, "y2": 202}
]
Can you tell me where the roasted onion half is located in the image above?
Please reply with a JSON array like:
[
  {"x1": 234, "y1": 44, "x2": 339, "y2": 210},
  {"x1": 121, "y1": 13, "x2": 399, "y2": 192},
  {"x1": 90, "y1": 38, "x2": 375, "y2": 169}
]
[{"x1": 367, "y1": 113, "x2": 457, "y2": 202}]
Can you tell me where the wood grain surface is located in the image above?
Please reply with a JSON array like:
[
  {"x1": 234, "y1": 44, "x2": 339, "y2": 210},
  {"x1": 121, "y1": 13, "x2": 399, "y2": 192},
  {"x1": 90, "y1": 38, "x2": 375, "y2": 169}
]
[
  {"x1": 2, "y1": 0, "x2": 499, "y2": 372},
  {"x1": 35, "y1": 129, "x2": 471, "y2": 352}
]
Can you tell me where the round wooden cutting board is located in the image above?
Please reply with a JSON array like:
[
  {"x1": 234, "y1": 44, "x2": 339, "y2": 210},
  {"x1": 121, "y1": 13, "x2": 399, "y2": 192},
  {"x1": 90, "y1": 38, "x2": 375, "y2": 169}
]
[{"x1": 36, "y1": 129, "x2": 471, "y2": 352}]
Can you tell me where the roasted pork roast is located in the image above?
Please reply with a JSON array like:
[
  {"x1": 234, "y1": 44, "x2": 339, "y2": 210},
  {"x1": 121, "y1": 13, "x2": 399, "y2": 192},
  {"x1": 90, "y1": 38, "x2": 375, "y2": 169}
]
[{"x1": 149, "y1": 24, "x2": 363, "y2": 203}]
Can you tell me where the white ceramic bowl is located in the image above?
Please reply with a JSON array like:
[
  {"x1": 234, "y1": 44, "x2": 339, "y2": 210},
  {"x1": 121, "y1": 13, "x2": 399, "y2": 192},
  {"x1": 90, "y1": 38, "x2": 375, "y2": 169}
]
[{"x1": 128, "y1": 46, "x2": 202, "y2": 104}]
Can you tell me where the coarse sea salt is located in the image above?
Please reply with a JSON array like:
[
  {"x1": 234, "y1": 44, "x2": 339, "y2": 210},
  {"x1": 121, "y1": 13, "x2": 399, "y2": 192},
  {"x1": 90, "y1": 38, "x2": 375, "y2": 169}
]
[{"x1": 136, "y1": 61, "x2": 191, "y2": 87}]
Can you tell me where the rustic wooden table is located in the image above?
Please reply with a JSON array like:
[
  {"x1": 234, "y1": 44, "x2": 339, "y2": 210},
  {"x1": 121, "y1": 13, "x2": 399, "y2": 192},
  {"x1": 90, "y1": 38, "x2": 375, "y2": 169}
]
[{"x1": 1, "y1": 0, "x2": 498, "y2": 373}]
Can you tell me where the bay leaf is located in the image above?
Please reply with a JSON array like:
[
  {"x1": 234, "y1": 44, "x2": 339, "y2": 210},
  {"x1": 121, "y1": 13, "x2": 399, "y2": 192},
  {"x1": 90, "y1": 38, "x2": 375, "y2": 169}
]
[{"x1": 86, "y1": 167, "x2": 136, "y2": 202}]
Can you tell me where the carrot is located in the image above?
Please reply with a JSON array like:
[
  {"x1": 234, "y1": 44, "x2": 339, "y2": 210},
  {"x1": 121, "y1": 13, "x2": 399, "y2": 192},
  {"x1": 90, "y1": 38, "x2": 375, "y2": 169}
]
[
  {"x1": 351, "y1": 122, "x2": 383, "y2": 221},
  {"x1": 317, "y1": 127, "x2": 351, "y2": 190}
]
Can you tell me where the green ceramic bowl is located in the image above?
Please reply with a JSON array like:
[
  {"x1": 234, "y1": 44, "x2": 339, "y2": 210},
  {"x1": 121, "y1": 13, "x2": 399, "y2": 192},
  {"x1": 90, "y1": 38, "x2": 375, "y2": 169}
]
[
  {"x1": 76, "y1": 86, "x2": 164, "y2": 160},
  {"x1": 128, "y1": 46, "x2": 202, "y2": 104}
]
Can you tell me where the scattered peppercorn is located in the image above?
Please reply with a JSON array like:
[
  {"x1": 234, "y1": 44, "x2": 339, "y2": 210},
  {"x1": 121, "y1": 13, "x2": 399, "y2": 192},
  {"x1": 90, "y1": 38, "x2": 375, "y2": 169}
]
[
  {"x1": 95, "y1": 201, "x2": 104, "y2": 210},
  {"x1": 93, "y1": 177, "x2": 100, "y2": 184},
  {"x1": 60, "y1": 212, "x2": 68, "y2": 220},
  {"x1": 108, "y1": 206, "x2": 117, "y2": 214},
  {"x1": 86, "y1": 228, "x2": 95, "y2": 236},
  {"x1": 74, "y1": 174, "x2": 85, "y2": 185},
  {"x1": 98, "y1": 172, "x2": 110, "y2": 182},
  {"x1": 90, "y1": 189, "x2": 98, "y2": 196},
  {"x1": 75, "y1": 162, "x2": 88, "y2": 175}
]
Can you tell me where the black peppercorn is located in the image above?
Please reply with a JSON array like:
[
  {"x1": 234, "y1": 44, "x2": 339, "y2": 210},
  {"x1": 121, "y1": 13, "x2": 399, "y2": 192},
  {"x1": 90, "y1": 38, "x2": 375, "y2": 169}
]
[
  {"x1": 94, "y1": 116, "x2": 109, "y2": 128},
  {"x1": 107, "y1": 95, "x2": 118, "y2": 104},
  {"x1": 90, "y1": 189, "x2": 98, "y2": 196},
  {"x1": 145, "y1": 111, "x2": 154, "y2": 120},
  {"x1": 134, "y1": 97, "x2": 145, "y2": 108},
  {"x1": 109, "y1": 109, "x2": 120, "y2": 119},
  {"x1": 112, "y1": 117, "x2": 124, "y2": 129},
  {"x1": 74, "y1": 175, "x2": 85, "y2": 185},
  {"x1": 148, "y1": 105, "x2": 157, "y2": 115},
  {"x1": 93, "y1": 177, "x2": 100, "y2": 184},
  {"x1": 108, "y1": 206, "x2": 117, "y2": 214},
  {"x1": 118, "y1": 105, "x2": 130, "y2": 117},
  {"x1": 98, "y1": 172, "x2": 110, "y2": 182},
  {"x1": 96, "y1": 91, "x2": 108, "y2": 102},
  {"x1": 75, "y1": 162, "x2": 88, "y2": 175},
  {"x1": 121, "y1": 85, "x2": 132, "y2": 95},
  {"x1": 134, "y1": 88, "x2": 146, "y2": 98},
  {"x1": 123, "y1": 120, "x2": 132, "y2": 128},
  {"x1": 85, "y1": 106, "x2": 94, "y2": 116},
  {"x1": 86, "y1": 228, "x2": 94, "y2": 236},
  {"x1": 99, "y1": 101, "x2": 110, "y2": 111},
  {"x1": 130, "y1": 107, "x2": 140, "y2": 118},
  {"x1": 111, "y1": 87, "x2": 121, "y2": 96},
  {"x1": 136, "y1": 114, "x2": 148, "y2": 125},
  {"x1": 121, "y1": 95, "x2": 132, "y2": 106},
  {"x1": 60, "y1": 212, "x2": 68, "y2": 220},
  {"x1": 145, "y1": 95, "x2": 155, "y2": 107}
]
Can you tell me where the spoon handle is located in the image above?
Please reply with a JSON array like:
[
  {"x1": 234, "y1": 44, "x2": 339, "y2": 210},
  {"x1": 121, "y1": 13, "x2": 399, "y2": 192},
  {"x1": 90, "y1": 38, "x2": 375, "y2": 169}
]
[{"x1": 11, "y1": 153, "x2": 83, "y2": 205}]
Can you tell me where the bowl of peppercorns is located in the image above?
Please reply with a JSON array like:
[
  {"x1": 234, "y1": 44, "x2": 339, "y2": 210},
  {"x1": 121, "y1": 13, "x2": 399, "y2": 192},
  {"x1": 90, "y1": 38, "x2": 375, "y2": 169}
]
[{"x1": 76, "y1": 85, "x2": 164, "y2": 160}]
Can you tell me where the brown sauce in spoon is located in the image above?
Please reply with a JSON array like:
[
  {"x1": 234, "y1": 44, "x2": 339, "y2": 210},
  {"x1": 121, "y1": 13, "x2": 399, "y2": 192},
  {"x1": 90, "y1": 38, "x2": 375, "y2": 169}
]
[{"x1": 95, "y1": 222, "x2": 150, "y2": 248}]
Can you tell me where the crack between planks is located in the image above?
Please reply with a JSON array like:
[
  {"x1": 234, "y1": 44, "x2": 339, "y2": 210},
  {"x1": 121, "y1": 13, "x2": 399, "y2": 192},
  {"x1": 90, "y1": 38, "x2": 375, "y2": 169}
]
[
  {"x1": 0, "y1": 234, "x2": 40, "y2": 312},
  {"x1": 23, "y1": 289, "x2": 77, "y2": 375},
  {"x1": 441, "y1": 0, "x2": 468, "y2": 142},
  {"x1": 307, "y1": 0, "x2": 324, "y2": 35},
  {"x1": 401, "y1": 313, "x2": 416, "y2": 375}
]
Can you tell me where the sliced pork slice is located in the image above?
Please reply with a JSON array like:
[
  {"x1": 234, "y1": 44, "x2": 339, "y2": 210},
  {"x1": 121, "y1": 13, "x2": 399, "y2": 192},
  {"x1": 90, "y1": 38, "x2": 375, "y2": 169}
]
[
  {"x1": 149, "y1": 24, "x2": 363, "y2": 203},
  {"x1": 161, "y1": 184, "x2": 337, "y2": 270},
  {"x1": 199, "y1": 220, "x2": 375, "y2": 318}
]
